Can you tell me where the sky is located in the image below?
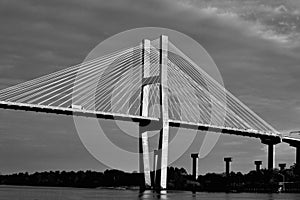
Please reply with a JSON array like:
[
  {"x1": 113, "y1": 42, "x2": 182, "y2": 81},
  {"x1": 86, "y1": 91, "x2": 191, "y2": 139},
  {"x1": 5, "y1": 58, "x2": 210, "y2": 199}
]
[{"x1": 0, "y1": 0, "x2": 300, "y2": 175}]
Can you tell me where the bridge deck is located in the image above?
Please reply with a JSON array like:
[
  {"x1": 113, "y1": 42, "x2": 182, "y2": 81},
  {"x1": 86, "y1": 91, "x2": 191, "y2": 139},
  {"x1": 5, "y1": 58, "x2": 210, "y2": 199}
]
[
  {"x1": 282, "y1": 136, "x2": 300, "y2": 144},
  {"x1": 169, "y1": 120, "x2": 280, "y2": 140},
  {"x1": 0, "y1": 101, "x2": 157, "y2": 123},
  {"x1": 0, "y1": 100, "x2": 282, "y2": 141}
]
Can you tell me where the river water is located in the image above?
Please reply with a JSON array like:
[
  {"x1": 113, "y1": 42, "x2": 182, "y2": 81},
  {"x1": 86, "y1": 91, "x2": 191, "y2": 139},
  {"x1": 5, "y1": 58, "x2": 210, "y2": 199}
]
[{"x1": 0, "y1": 186, "x2": 300, "y2": 200}]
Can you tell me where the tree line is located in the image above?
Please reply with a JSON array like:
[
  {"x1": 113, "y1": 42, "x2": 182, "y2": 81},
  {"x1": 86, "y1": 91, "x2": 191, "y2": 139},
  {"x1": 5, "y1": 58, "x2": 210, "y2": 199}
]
[{"x1": 1, "y1": 165, "x2": 300, "y2": 192}]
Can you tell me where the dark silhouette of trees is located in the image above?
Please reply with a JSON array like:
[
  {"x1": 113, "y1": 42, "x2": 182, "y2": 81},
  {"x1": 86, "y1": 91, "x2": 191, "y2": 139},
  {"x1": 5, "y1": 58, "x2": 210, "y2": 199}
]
[
  {"x1": 1, "y1": 165, "x2": 300, "y2": 192},
  {"x1": 0, "y1": 170, "x2": 142, "y2": 188}
]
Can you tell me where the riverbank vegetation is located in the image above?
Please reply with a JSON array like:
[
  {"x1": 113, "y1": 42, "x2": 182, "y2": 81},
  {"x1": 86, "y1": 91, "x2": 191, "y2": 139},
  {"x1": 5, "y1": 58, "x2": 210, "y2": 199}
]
[{"x1": 1, "y1": 165, "x2": 300, "y2": 192}]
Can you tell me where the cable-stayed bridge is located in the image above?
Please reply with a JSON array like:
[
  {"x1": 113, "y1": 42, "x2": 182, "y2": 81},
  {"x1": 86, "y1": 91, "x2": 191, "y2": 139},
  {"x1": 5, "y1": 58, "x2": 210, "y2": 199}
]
[{"x1": 0, "y1": 35, "x2": 299, "y2": 190}]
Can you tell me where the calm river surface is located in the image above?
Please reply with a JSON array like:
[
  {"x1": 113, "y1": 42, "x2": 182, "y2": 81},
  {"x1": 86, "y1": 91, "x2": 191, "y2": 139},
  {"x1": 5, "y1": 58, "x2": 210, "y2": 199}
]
[{"x1": 1, "y1": 185, "x2": 300, "y2": 200}]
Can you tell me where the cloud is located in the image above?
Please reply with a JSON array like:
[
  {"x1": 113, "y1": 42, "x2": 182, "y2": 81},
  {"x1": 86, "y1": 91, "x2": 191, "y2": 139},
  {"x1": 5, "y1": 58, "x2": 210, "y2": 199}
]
[{"x1": 178, "y1": 0, "x2": 300, "y2": 45}]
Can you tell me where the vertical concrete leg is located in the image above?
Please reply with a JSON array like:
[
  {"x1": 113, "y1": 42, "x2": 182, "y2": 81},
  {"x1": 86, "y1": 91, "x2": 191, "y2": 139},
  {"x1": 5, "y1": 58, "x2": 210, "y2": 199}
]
[
  {"x1": 261, "y1": 138, "x2": 280, "y2": 170},
  {"x1": 296, "y1": 147, "x2": 300, "y2": 167},
  {"x1": 295, "y1": 146, "x2": 300, "y2": 174},
  {"x1": 226, "y1": 162, "x2": 230, "y2": 175},
  {"x1": 156, "y1": 126, "x2": 169, "y2": 189},
  {"x1": 139, "y1": 38, "x2": 152, "y2": 190},
  {"x1": 283, "y1": 139, "x2": 300, "y2": 174},
  {"x1": 152, "y1": 150, "x2": 158, "y2": 188},
  {"x1": 254, "y1": 161, "x2": 262, "y2": 172},
  {"x1": 191, "y1": 153, "x2": 199, "y2": 180},
  {"x1": 139, "y1": 130, "x2": 151, "y2": 189},
  {"x1": 268, "y1": 143, "x2": 274, "y2": 170},
  {"x1": 224, "y1": 157, "x2": 232, "y2": 176},
  {"x1": 279, "y1": 163, "x2": 286, "y2": 171},
  {"x1": 156, "y1": 35, "x2": 169, "y2": 190},
  {"x1": 191, "y1": 153, "x2": 199, "y2": 193}
]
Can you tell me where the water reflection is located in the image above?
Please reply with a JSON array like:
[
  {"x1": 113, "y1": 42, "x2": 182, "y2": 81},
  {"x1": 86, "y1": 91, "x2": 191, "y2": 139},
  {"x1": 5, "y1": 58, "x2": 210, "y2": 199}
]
[
  {"x1": 139, "y1": 190, "x2": 168, "y2": 200},
  {"x1": 138, "y1": 190, "x2": 300, "y2": 200},
  {"x1": 1, "y1": 186, "x2": 300, "y2": 200}
]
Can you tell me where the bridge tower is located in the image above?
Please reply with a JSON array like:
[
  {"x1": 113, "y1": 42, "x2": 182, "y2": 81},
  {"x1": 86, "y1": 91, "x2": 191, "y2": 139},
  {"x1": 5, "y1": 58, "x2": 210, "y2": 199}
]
[
  {"x1": 156, "y1": 35, "x2": 169, "y2": 190},
  {"x1": 139, "y1": 38, "x2": 152, "y2": 190},
  {"x1": 139, "y1": 35, "x2": 170, "y2": 190}
]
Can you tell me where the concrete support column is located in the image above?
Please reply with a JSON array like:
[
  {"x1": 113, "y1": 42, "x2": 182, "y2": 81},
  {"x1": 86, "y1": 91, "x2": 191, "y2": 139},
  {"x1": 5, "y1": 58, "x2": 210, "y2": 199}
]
[
  {"x1": 261, "y1": 138, "x2": 280, "y2": 170},
  {"x1": 279, "y1": 163, "x2": 286, "y2": 171},
  {"x1": 191, "y1": 153, "x2": 199, "y2": 180},
  {"x1": 254, "y1": 161, "x2": 262, "y2": 172},
  {"x1": 224, "y1": 157, "x2": 232, "y2": 176},
  {"x1": 268, "y1": 143, "x2": 274, "y2": 170},
  {"x1": 296, "y1": 147, "x2": 300, "y2": 168},
  {"x1": 139, "y1": 132, "x2": 151, "y2": 189},
  {"x1": 282, "y1": 138, "x2": 300, "y2": 174},
  {"x1": 156, "y1": 35, "x2": 169, "y2": 190},
  {"x1": 152, "y1": 150, "x2": 158, "y2": 188},
  {"x1": 290, "y1": 144, "x2": 300, "y2": 174},
  {"x1": 139, "y1": 39, "x2": 152, "y2": 190}
]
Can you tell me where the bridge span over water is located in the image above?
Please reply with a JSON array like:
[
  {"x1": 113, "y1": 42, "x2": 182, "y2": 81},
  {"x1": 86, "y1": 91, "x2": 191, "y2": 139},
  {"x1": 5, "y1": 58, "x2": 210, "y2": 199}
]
[{"x1": 0, "y1": 35, "x2": 299, "y2": 190}]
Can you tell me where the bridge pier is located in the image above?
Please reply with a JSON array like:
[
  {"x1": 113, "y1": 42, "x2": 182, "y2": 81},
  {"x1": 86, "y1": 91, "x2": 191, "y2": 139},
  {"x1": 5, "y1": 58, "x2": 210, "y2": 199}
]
[
  {"x1": 289, "y1": 143, "x2": 300, "y2": 172},
  {"x1": 295, "y1": 146, "x2": 300, "y2": 174},
  {"x1": 267, "y1": 143, "x2": 274, "y2": 170},
  {"x1": 297, "y1": 146, "x2": 300, "y2": 171},
  {"x1": 254, "y1": 161, "x2": 262, "y2": 172},
  {"x1": 152, "y1": 150, "x2": 158, "y2": 188},
  {"x1": 282, "y1": 139, "x2": 300, "y2": 174},
  {"x1": 261, "y1": 138, "x2": 280, "y2": 170},
  {"x1": 224, "y1": 157, "x2": 232, "y2": 176},
  {"x1": 290, "y1": 145, "x2": 300, "y2": 174},
  {"x1": 191, "y1": 153, "x2": 199, "y2": 180},
  {"x1": 279, "y1": 163, "x2": 286, "y2": 171}
]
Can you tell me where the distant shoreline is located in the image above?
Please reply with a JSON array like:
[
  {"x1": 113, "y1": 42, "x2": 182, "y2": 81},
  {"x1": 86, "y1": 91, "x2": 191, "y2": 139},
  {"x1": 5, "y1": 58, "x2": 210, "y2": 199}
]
[{"x1": 1, "y1": 167, "x2": 300, "y2": 193}]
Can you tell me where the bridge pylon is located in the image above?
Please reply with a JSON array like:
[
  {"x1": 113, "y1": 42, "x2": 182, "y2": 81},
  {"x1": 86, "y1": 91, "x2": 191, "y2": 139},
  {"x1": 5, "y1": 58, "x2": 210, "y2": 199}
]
[
  {"x1": 155, "y1": 35, "x2": 169, "y2": 190},
  {"x1": 139, "y1": 38, "x2": 152, "y2": 190},
  {"x1": 139, "y1": 35, "x2": 170, "y2": 191}
]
